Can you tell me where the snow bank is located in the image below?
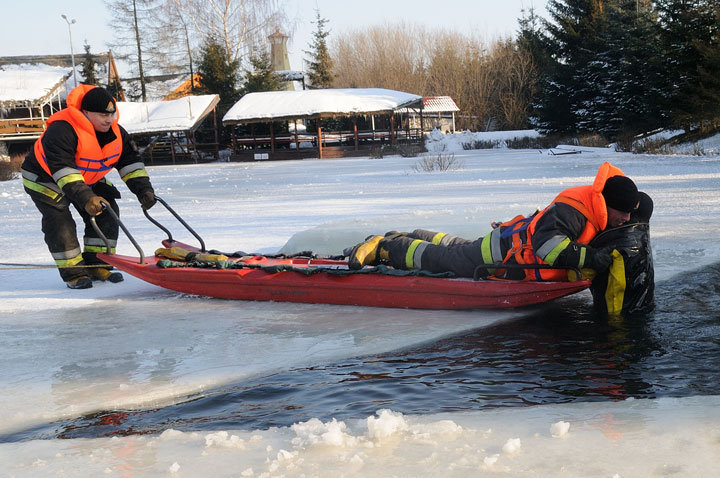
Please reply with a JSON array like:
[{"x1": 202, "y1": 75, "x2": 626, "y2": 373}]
[
  {"x1": 3, "y1": 397, "x2": 719, "y2": 477},
  {"x1": 425, "y1": 128, "x2": 541, "y2": 153}
]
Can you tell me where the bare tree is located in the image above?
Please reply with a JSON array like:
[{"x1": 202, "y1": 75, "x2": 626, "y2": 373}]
[
  {"x1": 332, "y1": 23, "x2": 429, "y2": 94},
  {"x1": 332, "y1": 23, "x2": 536, "y2": 131},
  {"x1": 173, "y1": 0, "x2": 289, "y2": 68},
  {"x1": 105, "y1": 0, "x2": 157, "y2": 100}
]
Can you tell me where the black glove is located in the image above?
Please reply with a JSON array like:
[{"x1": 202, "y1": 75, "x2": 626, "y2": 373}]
[
  {"x1": 84, "y1": 195, "x2": 106, "y2": 216},
  {"x1": 587, "y1": 246, "x2": 613, "y2": 273},
  {"x1": 139, "y1": 190, "x2": 156, "y2": 210}
]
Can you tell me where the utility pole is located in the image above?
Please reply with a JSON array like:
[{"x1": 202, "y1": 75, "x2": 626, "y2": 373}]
[{"x1": 61, "y1": 14, "x2": 77, "y2": 87}]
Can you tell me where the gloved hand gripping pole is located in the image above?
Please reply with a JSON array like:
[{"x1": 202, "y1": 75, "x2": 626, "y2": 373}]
[{"x1": 90, "y1": 203, "x2": 146, "y2": 264}]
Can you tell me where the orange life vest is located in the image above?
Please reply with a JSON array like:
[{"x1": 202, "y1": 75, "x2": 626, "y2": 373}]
[
  {"x1": 34, "y1": 84, "x2": 122, "y2": 186},
  {"x1": 509, "y1": 162, "x2": 627, "y2": 281}
]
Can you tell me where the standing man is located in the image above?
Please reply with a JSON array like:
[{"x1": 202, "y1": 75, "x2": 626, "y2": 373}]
[{"x1": 22, "y1": 85, "x2": 156, "y2": 289}]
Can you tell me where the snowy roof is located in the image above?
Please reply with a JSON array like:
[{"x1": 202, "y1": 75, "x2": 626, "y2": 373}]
[
  {"x1": 422, "y1": 96, "x2": 460, "y2": 113},
  {"x1": 117, "y1": 94, "x2": 220, "y2": 134},
  {"x1": 223, "y1": 88, "x2": 423, "y2": 124},
  {"x1": 397, "y1": 96, "x2": 460, "y2": 114},
  {"x1": 0, "y1": 66, "x2": 71, "y2": 107}
]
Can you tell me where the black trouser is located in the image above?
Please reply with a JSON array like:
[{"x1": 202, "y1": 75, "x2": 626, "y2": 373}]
[
  {"x1": 28, "y1": 190, "x2": 120, "y2": 281},
  {"x1": 381, "y1": 229, "x2": 486, "y2": 278}
]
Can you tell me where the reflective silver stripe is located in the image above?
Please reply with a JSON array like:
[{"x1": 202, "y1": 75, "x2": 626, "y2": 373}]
[
  {"x1": 21, "y1": 169, "x2": 63, "y2": 195},
  {"x1": 52, "y1": 167, "x2": 82, "y2": 183},
  {"x1": 490, "y1": 228, "x2": 503, "y2": 263},
  {"x1": 85, "y1": 237, "x2": 117, "y2": 248},
  {"x1": 535, "y1": 235, "x2": 568, "y2": 261},
  {"x1": 51, "y1": 248, "x2": 82, "y2": 260},
  {"x1": 118, "y1": 162, "x2": 146, "y2": 177},
  {"x1": 439, "y1": 234, "x2": 457, "y2": 246},
  {"x1": 412, "y1": 241, "x2": 430, "y2": 270}
]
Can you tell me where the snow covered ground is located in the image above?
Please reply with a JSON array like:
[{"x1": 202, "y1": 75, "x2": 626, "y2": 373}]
[{"x1": 1, "y1": 135, "x2": 720, "y2": 476}]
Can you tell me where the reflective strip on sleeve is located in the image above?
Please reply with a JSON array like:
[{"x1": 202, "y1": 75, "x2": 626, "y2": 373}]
[
  {"x1": 52, "y1": 167, "x2": 82, "y2": 182},
  {"x1": 579, "y1": 246, "x2": 587, "y2": 268},
  {"x1": 22, "y1": 177, "x2": 62, "y2": 200},
  {"x1": 119, "y1": 162, "x2": 149, "y2": 181},
  {"x1": 535, "y1": 235, "x2": 571, "y2": 265},
  {"x1": 431, "y1": 232, "x2": 446, "y2": 245},
  {"x1": 56, "y1": 172, "x2": 85, "y2": 189}
]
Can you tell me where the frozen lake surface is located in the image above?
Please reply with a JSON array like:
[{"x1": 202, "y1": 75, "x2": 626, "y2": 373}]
[{"x1": 1, "y1": 147, "x2": 720, "y2": 476}]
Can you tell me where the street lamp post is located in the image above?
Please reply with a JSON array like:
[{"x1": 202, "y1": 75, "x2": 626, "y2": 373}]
[{"x1": 61, "y1": 14, "x2": 77, "y2": 88}]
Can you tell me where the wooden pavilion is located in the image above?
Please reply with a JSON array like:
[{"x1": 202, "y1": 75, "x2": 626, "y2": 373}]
[
  {"x1": 117, "y1": 94, "x2": 220, "y2": 164},
  {"x1": 222, "y1": 88, "x2": 425, "y2": 160}
]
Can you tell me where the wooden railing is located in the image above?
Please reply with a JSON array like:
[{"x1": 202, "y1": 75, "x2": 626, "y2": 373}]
[{"x1": 0, "y1": 118, "x2": 46, "y2": 140}]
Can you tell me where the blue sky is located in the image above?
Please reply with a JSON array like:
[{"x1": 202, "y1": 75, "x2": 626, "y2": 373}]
[{"x1": 1, "y1": 0, "x2": 548, "y2": 73}]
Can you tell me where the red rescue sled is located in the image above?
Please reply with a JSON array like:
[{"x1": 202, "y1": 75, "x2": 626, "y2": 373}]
[{"x1": 94, "y1": 197, "x2": 591, "y2": 310}]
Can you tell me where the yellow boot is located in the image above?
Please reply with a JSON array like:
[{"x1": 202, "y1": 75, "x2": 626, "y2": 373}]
[
  {"x1": 348, "y1": 235, "x2": 384, "y2": 270},
  {"x1": 88, "y1": 267, "x2": 124, "y2": 283}
]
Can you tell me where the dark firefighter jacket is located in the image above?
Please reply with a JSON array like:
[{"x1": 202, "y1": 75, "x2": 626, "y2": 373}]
[{"x1": 481, "y1": 161, "x2": 627, "y2": 281}]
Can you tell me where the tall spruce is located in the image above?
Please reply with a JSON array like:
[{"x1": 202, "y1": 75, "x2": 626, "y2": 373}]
[
  {"x1": 576, "y1": 0, "x2": 667, "y2": 138},
  {"x1": 241, "y1": 51, "x2": 283, "y2": 94},
  {"x1": 535, "y1": 0, "x2": 669, "y2": 139},
  {"x1": 533, "y1": 0, "x2": 610, "y2": 135},
  {"x1": 656, "y1": 0, "x2": 720, "y2": 130},
  {"x1": 197, "y1": 36, "x2": 240, "y2": 113},
  {"x1": 304, "y1": 9, "x2": 334, "y2": 89},
  {"x1": 80, "y1": 43, "x2": 98, "y2": 85}
]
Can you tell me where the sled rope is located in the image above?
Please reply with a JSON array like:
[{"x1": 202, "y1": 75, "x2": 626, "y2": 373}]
[{"x1": 0, "y1": 263, "x2": 118, "y2": 271}]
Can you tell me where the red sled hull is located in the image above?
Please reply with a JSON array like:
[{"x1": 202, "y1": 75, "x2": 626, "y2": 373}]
[{"x1": 99, "y1": 245, "x2": 590, "y2": 310}]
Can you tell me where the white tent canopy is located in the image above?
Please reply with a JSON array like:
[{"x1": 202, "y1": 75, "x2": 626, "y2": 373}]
[
  {"x1": 117, "y1": 94, "x2": 220, "y2": 134},
  {"x1": 223, "y1": 88, "x2": 423, "y2": 124}
]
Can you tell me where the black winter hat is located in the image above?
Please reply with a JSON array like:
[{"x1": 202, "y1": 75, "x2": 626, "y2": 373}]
[
  {"x1": 602, "y1": 175, "x2": 639, "y2": 213},
  {"x1": 80, "y1": 87, "x2": 116, "y2": 114}
]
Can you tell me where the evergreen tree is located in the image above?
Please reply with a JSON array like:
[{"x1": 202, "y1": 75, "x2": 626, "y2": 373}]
[
  {"x1": 197, "y1": 36, "x2": 240, "y2": 112},
  {"x1": 80, "y1": 42, "x2": 98, "y2": 85},
  {"x1": 304, "y1": 9, "x2": 334, "y2": 89},
  {"x1": 534, "y1": 0, "x2": 669, "y2": 139},
  {"x1": 576, "y1": 0, "x2": 667, "y2": 138},
  {"x1": 241, "y1": 50, "x2": 283, "y2": 94},
  {"x1": 656, "y1": 0, "x2": 720, "y2": 130},
  {"x1": 533, "y1": 0, "x2": 609, "y2": 135}
]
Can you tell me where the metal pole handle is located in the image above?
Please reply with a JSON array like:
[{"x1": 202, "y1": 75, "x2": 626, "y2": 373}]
[
  {"x1": 143, "y1": 195, "x2": 206, "y2": 252},
  {"x1": 90, "y1": 203, "x2": 146, "y2": 264}
]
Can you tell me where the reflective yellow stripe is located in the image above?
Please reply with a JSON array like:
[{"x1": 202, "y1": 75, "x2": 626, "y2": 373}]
[
  {"x1": 122, "y1": 169, "x2": 149, "y2": 181},
  {"x1": 57, "y1": 173, "x2": 85, "y2": 189},
  {"x1": 405, "y1": 239, "x2": 423, "y2": 269},
  {"x1": 84, "y1": 245, "x2": 116, "y2": 254},
  {"x1": 55, "y1": 254, "x2": 84, "y2": 268},
  {"x1": 431, "y1": 232, "x2": 446, "y2": 245},
  {"x1": 579, "y1": 247, "x2": 587, "y2": 268},
  {"x1": 22, "y1": 178, "x2": 61, "y2": 200},
  {"x1": 480, "y1": 235, "x2": 497, "y2": 275},
  {"x1": 605, "y1": 250, "x2": 626, "y2": 315},
  {"x1": 543, "y1": 238, "x2": 571, "y2": 266}
]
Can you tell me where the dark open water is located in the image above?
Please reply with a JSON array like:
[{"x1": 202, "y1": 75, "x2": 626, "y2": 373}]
[{"x1": 7, "y1": 262, "x2": 720, "y2": 440}]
